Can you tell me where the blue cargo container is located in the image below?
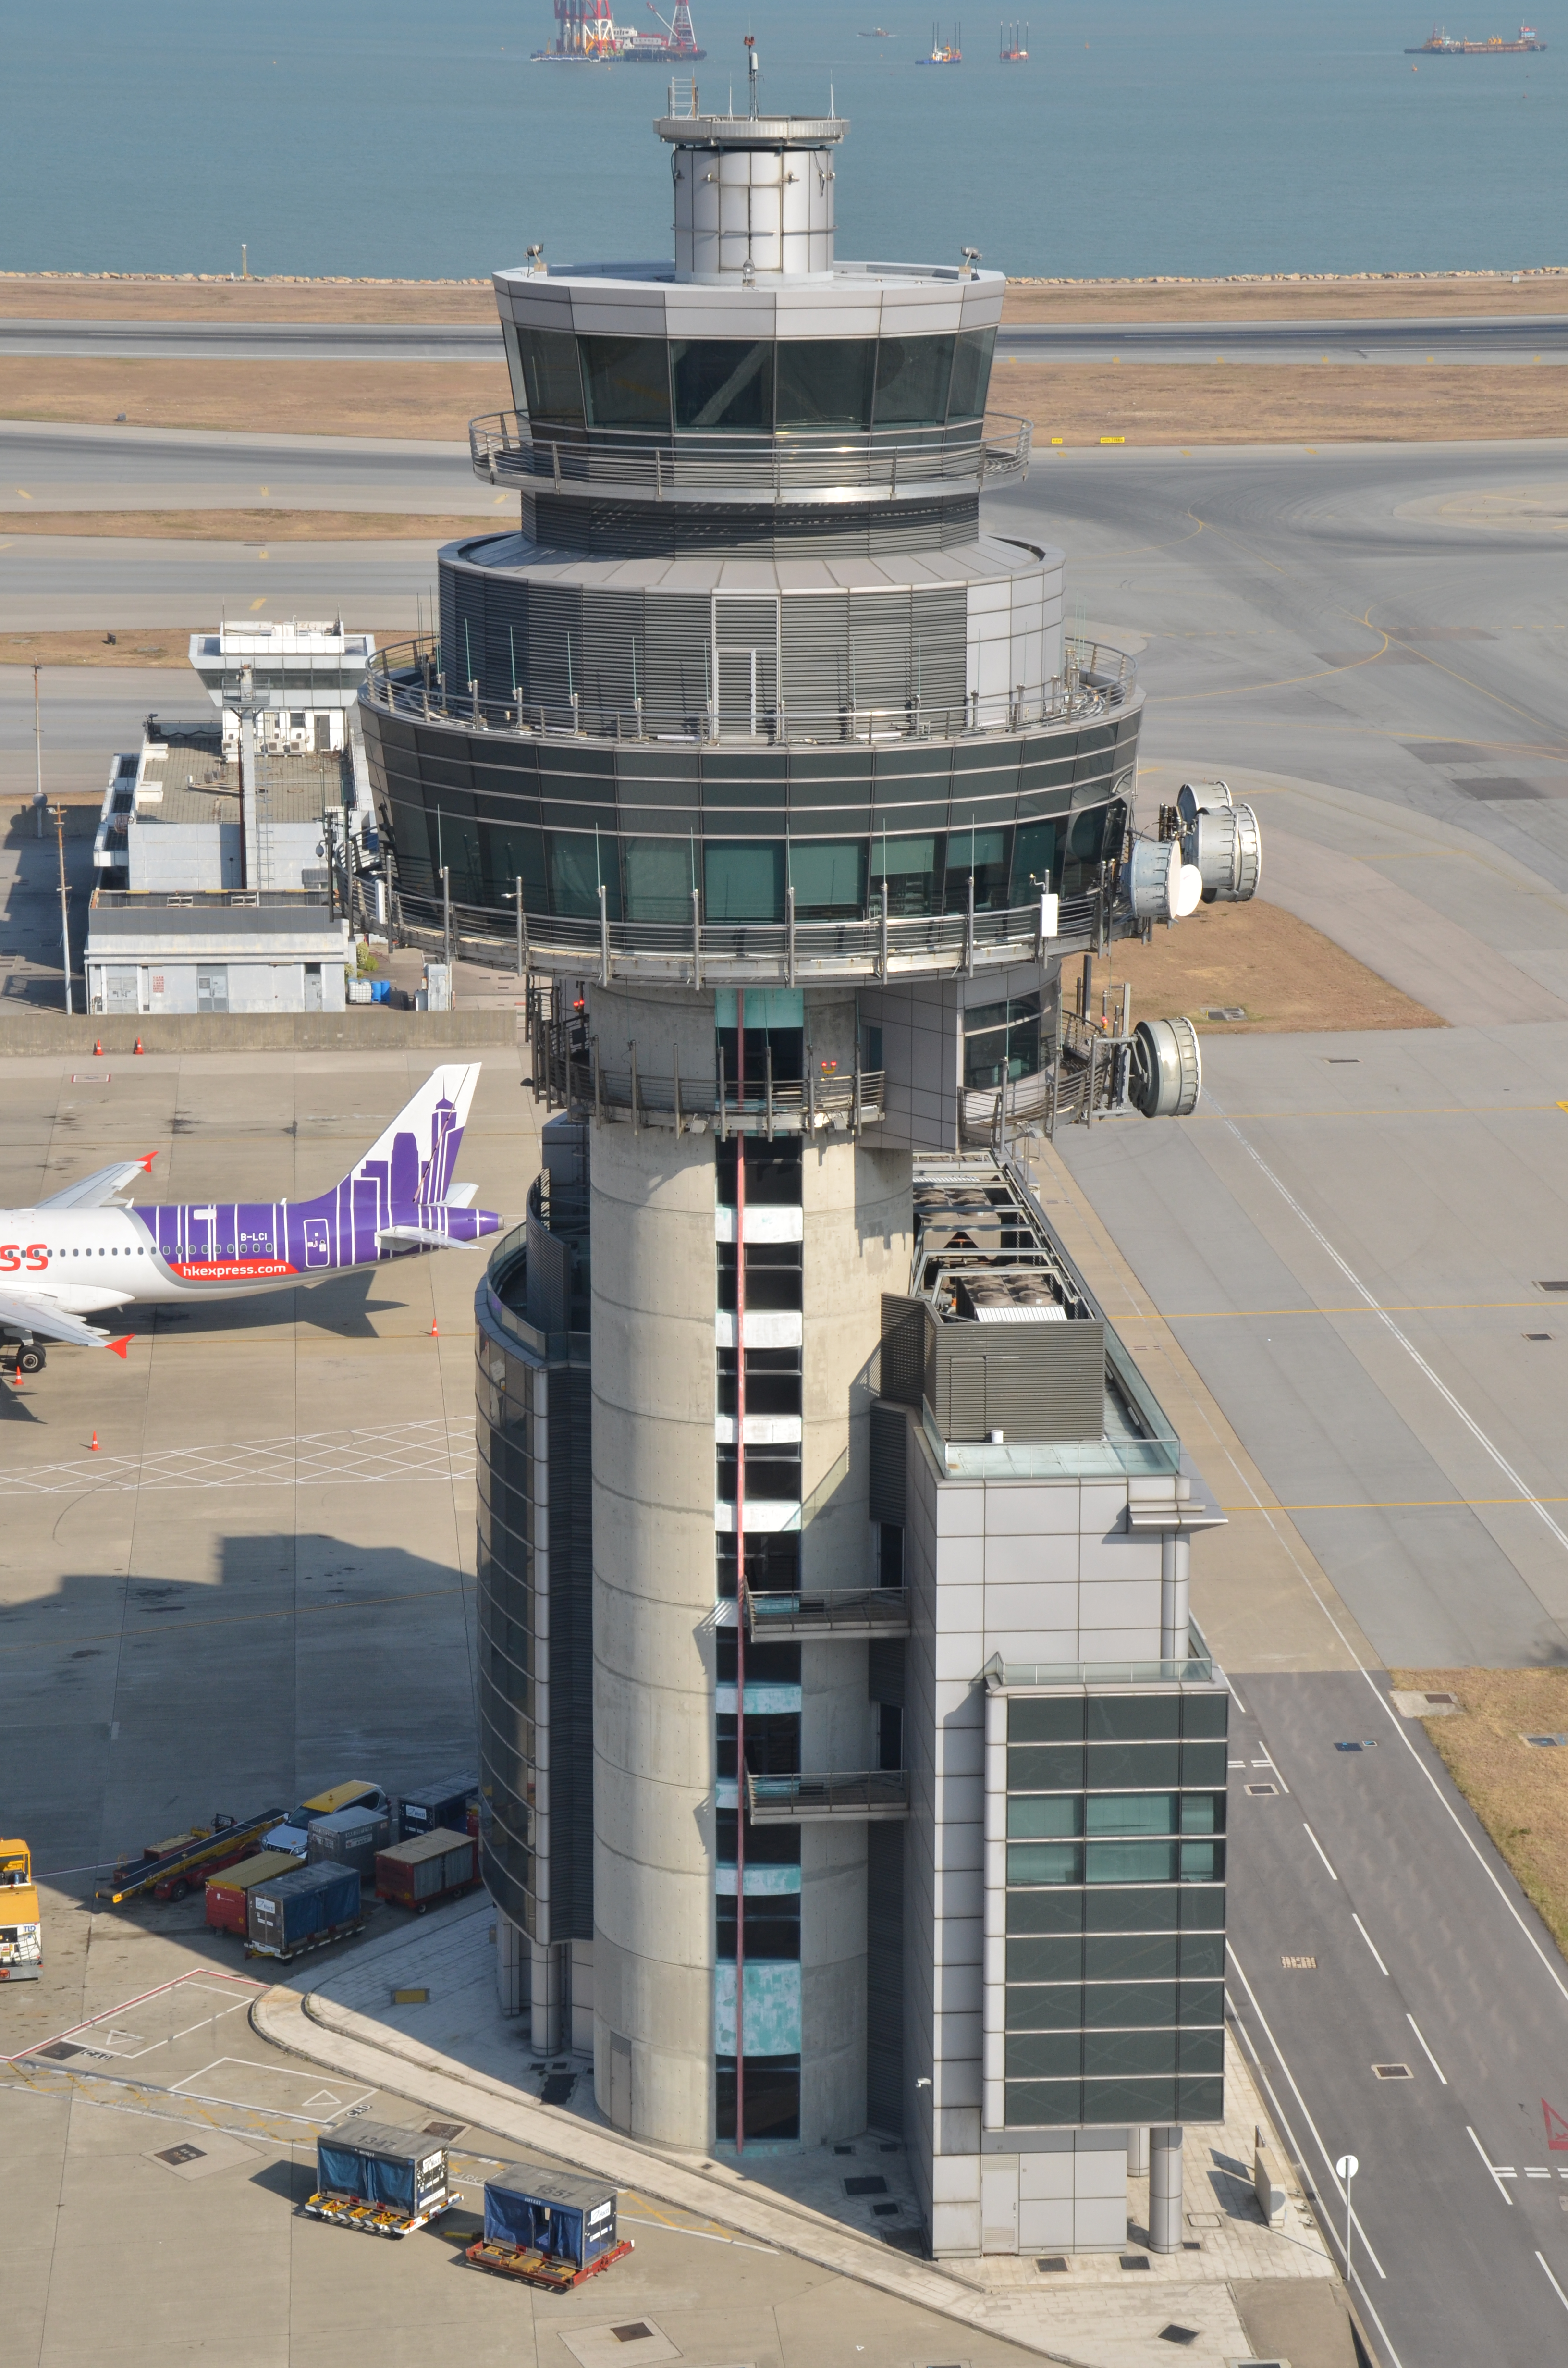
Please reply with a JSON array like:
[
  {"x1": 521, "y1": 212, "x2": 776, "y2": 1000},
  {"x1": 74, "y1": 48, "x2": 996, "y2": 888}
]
[
  {"x1": 246, "y1": 1860, "x2": 361, "y2": 1958},
  {"x1": 311, "y1": 2121, "x2": 449, "y2": 2232},
  {"x1": 397, "y1": 1774, "x2": 477, "y2": 1842},
  {"x1": 482, "y1": 2167, "x2": 619, "y2": 2269}
]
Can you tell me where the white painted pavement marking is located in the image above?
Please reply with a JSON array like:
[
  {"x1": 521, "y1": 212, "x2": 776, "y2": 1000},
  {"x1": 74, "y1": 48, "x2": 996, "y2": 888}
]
[
  {"x1": 1466, "y1": 2125, "x2": 1515, "y2": 2206},
  {"x1": 1213, "y1": 1100, "x2": 1568, "y2": 1560},
  {"x1": 5, "y1": 1966, "x2": 262, "y2": 2064},
  {"x1": 1537, "y1": 2252, "x2": 1568, "y2": 2315},
  {"x1": 1352, "y1": 1914, "x2": 1390, "y2": 1976},
  {"x1": 1406, "y1": 2013, "x2": 1447, "y2": 2084},
  {"x1": 1302, "y1": 1822, "x2": 1339, "y2": 1881},
  {"x1": 1227, "y1": 1949, "x2": 1388, "y2": 2280},
  {"x1": 168, "y1": 2055, "x2": 373, "y2": 2124},
  {"x1": 0, "y1": 1416, "x2": 476, "y2": 1496}
]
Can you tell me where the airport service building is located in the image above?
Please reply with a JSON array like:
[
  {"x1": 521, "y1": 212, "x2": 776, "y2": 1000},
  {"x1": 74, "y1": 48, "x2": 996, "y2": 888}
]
[{"x1": 363, "y1": 89, "x2": 1260, "y2": 2255}]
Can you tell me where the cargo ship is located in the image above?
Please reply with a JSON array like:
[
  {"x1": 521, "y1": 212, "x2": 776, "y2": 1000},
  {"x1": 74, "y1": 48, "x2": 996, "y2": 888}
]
[
  {"x1": 916, "y1": 21, "x2": 963, "y2": 62},
  {"x1": 1405, "y1": 22, "x2": 1547, "y2": 49}
]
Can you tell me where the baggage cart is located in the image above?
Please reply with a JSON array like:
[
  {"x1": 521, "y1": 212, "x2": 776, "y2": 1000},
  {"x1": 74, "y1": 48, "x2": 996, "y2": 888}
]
[
  {"x1": 204, "y1": 1849, "x2": 300, "y2": 1936},
  {"x1": 464, "y1": 2167, "x2": 630, "y2": 2290},
  {"x1": 306, "y1": 1806, "x2": 391, "y2": 1885},
  {"x1": 246, "y1": 1860, "x2": 364, "y2": 1961},
  {"x1": 396, "y1": 1774, "x2": 478, "y2": 1843},
  {"x1": 374, "y1": 1827, "x2": 478, "y2": 1913},
  {"x1": 304, "y1": 2121, "x2": 450, "y2": 2236}
]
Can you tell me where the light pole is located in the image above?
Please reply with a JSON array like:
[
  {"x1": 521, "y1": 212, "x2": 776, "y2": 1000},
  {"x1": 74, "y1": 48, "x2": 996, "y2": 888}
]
[
  {"x1": 33, "y1": 664, "x2": 44, "y2": 837},
  {"x1": 50, "y1": 801, "x2": 72, "y2": 1015},
  {"x1": 1335, "y1": 2152, "x2": 1359, "y2": 2293}
]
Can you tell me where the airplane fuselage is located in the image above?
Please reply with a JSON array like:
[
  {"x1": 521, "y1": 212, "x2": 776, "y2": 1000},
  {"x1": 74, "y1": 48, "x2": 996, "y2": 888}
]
[{"x1": 0, "y1": 1194, "x2": 495, "y2": 1318}]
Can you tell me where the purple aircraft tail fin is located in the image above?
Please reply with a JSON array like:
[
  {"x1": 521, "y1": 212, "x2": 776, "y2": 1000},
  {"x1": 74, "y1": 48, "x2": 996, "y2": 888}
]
[{"x1": 345, "y1": 1064, "x2": 483, "y2": 1217}]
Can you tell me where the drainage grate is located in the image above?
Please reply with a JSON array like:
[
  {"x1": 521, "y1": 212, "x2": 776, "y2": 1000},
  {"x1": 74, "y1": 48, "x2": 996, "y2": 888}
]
[
  {"x1": 37, "y1": 2042, "x2": 82, "y2": 2061},
  {"x1": 1246, "y1": 1782, "x2": 1279, "y2": 1796},
  {"x1": 1158, "y1": 2331, "x2": 1200, "y2": 2349},
  {"x1": 611, "y1": 2328, "x2": 654, "y2": 2346},
  {"x1": 1537, "y1": 1281, "x2": 1568, "y2": 1293},
  {"x1": 1036, "y1": 2257, "x2": 1069, "y2": 2273},
  {"x1": 834, "y1": 2143, "x2": 854, "y2": 2155},
  {"x1": 1524, "y1": 1734, "x2": 1568, "y2": 1748},
  {"x1": 1425, "y1": 1691, "x2": 1457, "y2": 1706},
  {"x1": 1526, "y1": 1333, "x2": 1554, "y2": 1342},
  {"x1": 845, "y1": 2175, "x2": 889, "y2": 2196},
  {"x1": 1373, "y1": 2063, "x2": 1413, "y2": 2080},
  {"x1": 872, "y1": 2201, "x2": 901, "y2": 2217},
  {"x1": 155, "y1": 2143, "x2": 205, "y2": 2166},
  {"x1": 1335, "y1": 1739, "x2": 1378, "y2": 1752},
  {"x1": 422, "y1": 2121, "x2": 464, "y2": 2141},
  {"x1": 1281, "y1": 1954, "x2": 1318, "y2": 1970},
  {"x1": 1119, "y1": 2253, "x2": 1152, "y2": 2270},
  {"x1": 1204, "y1": 1006, "x2": 1247, "y2": 1022}
]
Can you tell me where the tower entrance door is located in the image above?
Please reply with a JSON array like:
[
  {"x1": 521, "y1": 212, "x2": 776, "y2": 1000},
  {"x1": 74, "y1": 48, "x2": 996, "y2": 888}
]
[{"x1": 712, "y1": 594, "x2": 781, "y2": 739}]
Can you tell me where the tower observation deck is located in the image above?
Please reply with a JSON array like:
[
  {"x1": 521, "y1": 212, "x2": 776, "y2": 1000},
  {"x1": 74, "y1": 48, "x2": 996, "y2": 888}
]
[{"x1": 437, "y1": 70, "x2": 1259, "y2": 2253}]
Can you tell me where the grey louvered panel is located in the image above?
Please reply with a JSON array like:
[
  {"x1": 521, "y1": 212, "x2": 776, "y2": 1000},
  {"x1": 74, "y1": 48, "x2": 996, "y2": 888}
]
[
  {"x1": 579, "y1": 591, "x2": 646, "y2": 717},
  {"x1": 865, "y1": 1821, "x2": 905, "y2": 2136},
  {"x1": 879, "y1": 1295, "x2": 928, "y2": 1406},
  {"x1": 782, "y1": 591, "x2": 851, "y2": 717},
  {"x1": 867, "y1": 1635, "x2": 906, "y2": 1712},
  {"x1": 868, "y1": 1401, "x2": 908, "y2": 1525},
  {"x1": 641, "y1": 592, "x2": 712, "y2": 718},
  {"x1": 847, "y1": 592, "x2": 914, "y2": 712},
  {"x1": 519, "y1": 583, "x2": 586, "y2": 715},
  {"x1": 930, "y1": 1320, "x2": 1107, "y2": 1443},
  {"x1": 910, "y1": 587, "x2": 967, "y2": 711}
]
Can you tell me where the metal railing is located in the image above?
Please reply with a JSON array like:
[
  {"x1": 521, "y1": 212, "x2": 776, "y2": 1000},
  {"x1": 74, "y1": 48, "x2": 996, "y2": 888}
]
[
  {"x1": 361, "y1": 634, "x2": 1132, "y2": 749},
  {"x1": 469, "y1": 410, "x2": 1031, "y2": 504},
  {"x1": 745, "y1": 1768, "x2": 911, "y2": 1822},
  {"x1": 743, "y1": 1580, "x2": 911, "y2": 1637}
]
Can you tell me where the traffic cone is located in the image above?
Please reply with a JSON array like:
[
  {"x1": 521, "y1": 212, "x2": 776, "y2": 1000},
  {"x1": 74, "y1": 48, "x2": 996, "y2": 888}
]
[
  {"x1": 93, "y1": 1039, "x2": 104, "y2": 1056},
  {"x1": 89, "y1": 1431, "x2": 99, "y2": 1452},
  {"x1": 429, "y1": 1317, "x2": 440, "y2": 1338},
  {"x1": 133, "y1": 1036, "x2": 144, "y2": 1055}
]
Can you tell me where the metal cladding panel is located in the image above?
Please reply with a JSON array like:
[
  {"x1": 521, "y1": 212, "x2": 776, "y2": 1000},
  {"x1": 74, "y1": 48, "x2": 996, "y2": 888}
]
[
  {"x1": 868, "y1": 1634, "x2": 906, "y2": 1710},
  {"x1": 880, "y1": 1295, "x2": 928, "y2": 1406},
  {"x1": 868, "y1": 1400, "x2": 908, "y2": 1524},
  {"x1": 930, "y1": 1319, "x2": 1106, "y2": 1443},
  {"x1": 546, "y1": 1360, "x2": 595, "y2": 1944}
]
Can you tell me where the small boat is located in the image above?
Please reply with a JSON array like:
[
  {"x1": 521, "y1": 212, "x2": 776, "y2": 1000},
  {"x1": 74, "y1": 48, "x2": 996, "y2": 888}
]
[
  {"x1": 916, "y1": 18, "x2": 962, "y2": 61},
  {"x1": 858, "y1": 25, "x2": 899, "y2": 35}
]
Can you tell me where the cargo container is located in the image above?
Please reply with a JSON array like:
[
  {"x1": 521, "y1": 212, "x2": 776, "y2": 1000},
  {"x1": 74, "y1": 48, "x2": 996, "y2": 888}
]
[
  {"x1": 306, "y1": 1806, "x2": 391, "y2": 1884},
  {"x1": 396, "y1": 1775, "x2": 478, "y2": 1842},
  {"x1": 465, "y1": 2167, "x2": 632, "y2": 2289},
  {"x1": 374, "y1": 1827, "x2": 478, "y2": 1912},
  {"x1": 306, "y1": 2121, "x2": 450, "y2": 2235},
  {"x1": 204, "y1": 1849, "x2": 300, "y2": 1936},
  {"x1": 246, "y1": 1860, "x2": 363, "y2": 1959}
]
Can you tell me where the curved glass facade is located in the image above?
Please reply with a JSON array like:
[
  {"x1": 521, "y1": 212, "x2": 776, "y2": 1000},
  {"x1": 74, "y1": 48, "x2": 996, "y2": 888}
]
[
  {"x1": 364, "y1": 700, "x2": 1138, "y2": 925},
  {"x1": 508, "y1": 326, "x2": 997, "y2": 439}
]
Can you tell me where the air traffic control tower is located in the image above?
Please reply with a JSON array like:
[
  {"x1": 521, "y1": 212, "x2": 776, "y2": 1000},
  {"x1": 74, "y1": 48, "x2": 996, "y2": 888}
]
[{"x1": 363, "y1": 66, "x2": 1262, "y2": 2257}]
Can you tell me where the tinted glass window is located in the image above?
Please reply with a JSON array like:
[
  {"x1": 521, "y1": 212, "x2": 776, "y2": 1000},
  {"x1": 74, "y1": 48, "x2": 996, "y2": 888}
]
[
  {"x1": 947, "y1": 326, "x2": 997, "y2": 420},
  {"x1": 623, "y1": 837, "x2": 695, "y2": 923},
  {"x1": 549, "y1": 833, "x2": 621, "y2": 920},
  {"x1": 705, "y1": 841, "x2": 786, "y2": 922},
  {"x1": 519, "y1": 328, "x2": 584, "y2": 424},
  {"x1": 1010, "y1": 1697, "x2": 1086, "y2": 1744},
  {"x1": 870, "y1": 833, "x2": 941, "y2": 918},
  {"x1": 1011, "y1": 819, "x2": 1059, "y2": 900},
  {"x1": 788, "y1": 839, "x2": 865, "y2": 918},
  {"x1": 1007, "y1": 1795, "x2": 1084, "y2": 1840},
  {"x1": 672, "y1": 340, "x2": 775, "y2": 432},
  {"x1": 579, "y1": 336, "x2": 671, "y2": 430},
  {"x1": 777, "y1": 338, "x2": 877, "y2": 430},
  {"x1": 873, "y1": 334, "x2": 956, "y2": 427}
]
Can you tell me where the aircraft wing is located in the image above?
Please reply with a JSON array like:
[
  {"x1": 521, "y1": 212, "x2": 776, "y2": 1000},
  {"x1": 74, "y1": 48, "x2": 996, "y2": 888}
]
[
  {"x1": 378, "y1": 1224, "x2": 469, "y2": 1252},
  {"x1": 0, "y1": 1290, "x2": 130, "y2": 1350},
  {"x1": 36, "y1": 1156, "x2": 154, "y2": 1210}
]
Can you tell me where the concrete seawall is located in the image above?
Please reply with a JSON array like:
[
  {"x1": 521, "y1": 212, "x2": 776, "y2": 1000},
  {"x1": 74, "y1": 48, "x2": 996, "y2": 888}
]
[{"x1": 0, "y1": 1008, "x2": 517, "y2": 1054}]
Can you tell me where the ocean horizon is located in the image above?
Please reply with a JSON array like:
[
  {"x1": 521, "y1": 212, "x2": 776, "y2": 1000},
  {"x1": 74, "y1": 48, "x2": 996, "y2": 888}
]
[{"x1": 3, "y1": 0, "x2": 1563, "y2": 285}]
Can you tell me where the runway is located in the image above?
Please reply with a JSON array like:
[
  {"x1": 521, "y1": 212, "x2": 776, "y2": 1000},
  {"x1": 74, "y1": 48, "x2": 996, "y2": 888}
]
[
  {"x1": 0, "y1": 420, "x2": 478, "y2": 515},
  {"x1": 0, "y1": 534, "x2": 442, "y2": 633},
  {"x1": 5, "y1": 313, "x2": 1568, "y2": 366},
  {"x1": 994, "y1": 314, "x2": 1568, "y2": 365}
]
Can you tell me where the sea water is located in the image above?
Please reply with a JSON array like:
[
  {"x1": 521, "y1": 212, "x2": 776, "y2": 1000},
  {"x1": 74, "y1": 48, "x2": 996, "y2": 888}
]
[{"x1": 2, "y1": 0, "x2": 1563, "y2": 283}]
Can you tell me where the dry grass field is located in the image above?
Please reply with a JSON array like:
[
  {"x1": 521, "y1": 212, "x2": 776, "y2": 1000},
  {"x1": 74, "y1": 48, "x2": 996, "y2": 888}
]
[
  {"x1": 1391, "y1": 1669, "x2": 1568, "y2": 1961},
  {"x1": 1080, "y1": 900, "x2": 1442, "y2": 1036},
  {"x1": 0, "y1": 509, "x2": 494, "y2": 540},
  {"x1": 1000, "y1": 358, "x2": 1568, "y2": 446}
]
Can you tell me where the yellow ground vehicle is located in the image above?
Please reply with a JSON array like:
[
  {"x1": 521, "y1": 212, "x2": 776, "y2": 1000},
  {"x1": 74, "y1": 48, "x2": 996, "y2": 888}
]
[{"x1": 0, "y1": 1838, "x2": 42, "y2": 1980}]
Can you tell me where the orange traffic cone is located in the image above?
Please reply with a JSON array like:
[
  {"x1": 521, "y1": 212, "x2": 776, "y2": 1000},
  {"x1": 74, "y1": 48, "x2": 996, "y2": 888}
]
[
  {"x1": 93, "y1": 1039, "x2": 104, "y2": 1056},
  {"x1": 89, "y1": 1431, "x2": 99, "y2": 1452},
  {"x1": 133, "y1": 1036, "x2": 144, "y2": 1055},
  {"x1": 429, "y1": 1317, "x2": 440, "y2": 1338}
]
